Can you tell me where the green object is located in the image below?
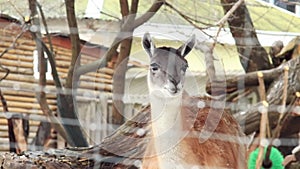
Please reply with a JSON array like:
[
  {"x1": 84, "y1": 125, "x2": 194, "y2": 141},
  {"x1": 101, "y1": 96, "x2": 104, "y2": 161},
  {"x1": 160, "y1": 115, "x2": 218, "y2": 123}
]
[{"x1": 248, "y1": 147, "x2": 284, "y2": 169}]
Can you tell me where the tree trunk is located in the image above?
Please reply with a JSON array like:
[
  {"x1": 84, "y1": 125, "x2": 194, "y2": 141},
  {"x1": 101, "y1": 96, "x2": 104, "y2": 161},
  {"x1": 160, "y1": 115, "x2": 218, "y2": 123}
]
[
  {"x1": 62, "y1": 0, "x2": 88, "y2": 147},
  {"x1": 65, "y1": 0, "x2": 81, "y2": 88},
  {"x1": 235, "y1": 56, "x2": 300, "y2": 135},
  {"x1": 220, "y1": 0, "x2": 272, "y2": 72},
  {"x1": 111, "y1": 0, "x2": 138, "y2": 126},
  {"x1": 28, "y1": 0, "x2": 52, "y2": 151},
  {"x1": 206, "y1": 65, "x2": 282, "y2": 95}
]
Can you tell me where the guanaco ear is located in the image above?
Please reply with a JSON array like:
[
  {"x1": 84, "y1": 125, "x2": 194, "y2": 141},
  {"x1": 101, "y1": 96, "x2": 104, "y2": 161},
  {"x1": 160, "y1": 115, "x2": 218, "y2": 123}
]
[
  {"x1": 142, "y1": 32, "x2": 156, "y2": 58},
  {"x1": 177, "y1": 35, "x2": 196, "y2": 57}
]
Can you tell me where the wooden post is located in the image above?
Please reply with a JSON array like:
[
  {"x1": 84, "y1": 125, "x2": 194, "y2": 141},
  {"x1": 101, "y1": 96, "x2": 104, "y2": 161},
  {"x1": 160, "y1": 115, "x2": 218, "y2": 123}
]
[
  {"x1": 256, "y1": 72, "x2": 269, "y2": 169},
  {"x1": 279, "y1": 66, "x2": 289, "y2": 119}
]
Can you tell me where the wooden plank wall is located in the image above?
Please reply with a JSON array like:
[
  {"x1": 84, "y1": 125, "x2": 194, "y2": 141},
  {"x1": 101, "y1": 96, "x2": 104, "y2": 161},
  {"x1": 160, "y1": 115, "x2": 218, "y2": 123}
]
[
  {"x1": 77, "y1": 97, "x2": 112, "y2": 145},
  {"x1": 0, "y1": 24, "x2": 114, "y2": 151}
]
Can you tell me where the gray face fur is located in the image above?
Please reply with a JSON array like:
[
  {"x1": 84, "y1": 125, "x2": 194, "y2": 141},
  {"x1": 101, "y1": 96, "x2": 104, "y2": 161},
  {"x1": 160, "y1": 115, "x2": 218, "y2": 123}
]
[{"x1": 142, "y1": 33, "x2": 196, "y2": 97}]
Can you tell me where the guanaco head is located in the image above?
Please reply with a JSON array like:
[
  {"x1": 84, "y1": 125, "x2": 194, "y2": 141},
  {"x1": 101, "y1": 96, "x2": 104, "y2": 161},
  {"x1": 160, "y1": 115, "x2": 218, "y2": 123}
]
[{"x1": 142, "y1": 33, "x2": 196, "y2": 97}]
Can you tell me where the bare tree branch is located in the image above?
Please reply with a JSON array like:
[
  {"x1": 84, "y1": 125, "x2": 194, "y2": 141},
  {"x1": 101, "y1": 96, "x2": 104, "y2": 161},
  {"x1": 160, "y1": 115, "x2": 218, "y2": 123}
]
[
  {"x1": 100, "y1": 11, "x2": 122, "y2": 21},
  {"x1": 75, "y1": 0, "x2": 164, "y2": 76},
  {"x1": 132, "y1": 0, "x2": 164, "y2": 28},
  {"x1": 36, "y1": 1, "x2": 54, "y2": 54},
  {"x1": 163, "y1": 1, "x2": 214, "y2": 38},
  {"x1": 216, "y1": 0, "x2": 244, "y2": 26},
  {"x1": 164, "y1": 1, "x2": 214, "y2": 28},
  {"x1": 119, "y1": 0, "x2": 129, "y2": 18}
]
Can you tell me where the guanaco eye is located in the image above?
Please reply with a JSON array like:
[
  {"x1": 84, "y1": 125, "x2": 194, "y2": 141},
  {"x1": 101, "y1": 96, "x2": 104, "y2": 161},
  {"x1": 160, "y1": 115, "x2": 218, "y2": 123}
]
[
  {"x1": 151, "y1": 67, "x2": 159, "y2": 71},
  {"x1": 150, "y1": 63, "x2": 160, "y2": 72},
  {"x1": 181, "y1": 65, "x2": 188, "y2": 72}
]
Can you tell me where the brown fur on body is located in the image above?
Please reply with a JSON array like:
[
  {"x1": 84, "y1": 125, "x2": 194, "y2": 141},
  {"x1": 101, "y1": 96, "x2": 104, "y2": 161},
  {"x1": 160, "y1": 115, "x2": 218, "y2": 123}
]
[{"x1": 142, "y1": 94, "x2": 246, "y2": 169}]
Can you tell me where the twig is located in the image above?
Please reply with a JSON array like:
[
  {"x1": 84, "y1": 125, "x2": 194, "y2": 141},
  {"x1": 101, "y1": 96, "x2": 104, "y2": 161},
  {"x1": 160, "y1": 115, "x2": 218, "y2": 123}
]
[
  {"x1": 165, "y1": 0, "x2": 244, "y2": 81},
  {"x1": 164, "y1": 1, "x2": 214, "y2": 28},
  {"x1": 164, "y1": 1, "x2": 214, "y2": 38},
  {"x1": 211, "y1": 26, "x2": 223, "y2": 50},
  {"x1": 216, "y1": 0, "x2": 244, "y2": 26},
  {"x1": 165, "y1": 0, "x2": 244, "y2": 42},
  {"x1": 133, "y1": 0, "x2": 164, "y2": 28},
  {"x1": 36, "y1": 1, "x2": 54, "y2": 55},
  {"x1": 213, "y1": 0, "x2": 244, "y2": 49},
  {"x1": 0, "y1": 24, "x2": 26, "y2": 82},
  {"x1": 0, "y1": 89, "x2": 9, "y2": 113},
  {"x1": 7, "y1": 0, "x2": 25, "y2": 19},
  {"x1": 231, "y1": 88, "x2": 253, "y2": 102},
  {"x1": 0, "y1": 66, "x2": 10, "y2": 82},
  {"x1": 100, "y1": 11, "x2": 121, "y2": 21},
  {"x1": 0, "y1": 24, "x2": 26, "y2": 58}
]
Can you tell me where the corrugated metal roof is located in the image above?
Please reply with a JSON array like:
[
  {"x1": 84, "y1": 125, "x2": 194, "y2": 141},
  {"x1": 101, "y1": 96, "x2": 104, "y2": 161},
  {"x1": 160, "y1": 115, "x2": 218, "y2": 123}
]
[
  {"x1": 100, "y1": 0, "x2": 300, "y2": 32},
  {"x1": 1, "y1": 0, "x2": 300, "y2": 32}
]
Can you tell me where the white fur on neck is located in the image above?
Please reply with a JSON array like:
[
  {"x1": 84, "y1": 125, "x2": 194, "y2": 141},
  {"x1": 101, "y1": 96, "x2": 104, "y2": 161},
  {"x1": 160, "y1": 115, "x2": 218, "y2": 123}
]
[
  {"x1": 147, "y1": 71, "x2": 183, "y2": 136},
  {"x1": 148, "y1": 72, "x2": 187, "y2": 168},
  {"x1": 149, "y1": 91, "x2": 182, "y2": 136}
]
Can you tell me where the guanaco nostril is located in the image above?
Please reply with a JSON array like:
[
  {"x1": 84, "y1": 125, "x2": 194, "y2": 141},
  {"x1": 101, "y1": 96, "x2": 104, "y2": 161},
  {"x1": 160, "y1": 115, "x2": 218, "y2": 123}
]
[
  {"x1": 164, "y1": 82, "x2": 178, "y2": 94},
  {"x1": 169, "y1": 77, "x2": 179, "y2": 86},
  {"x1": 170, "y1": 87, "x2": 177, "y2": 93}
]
